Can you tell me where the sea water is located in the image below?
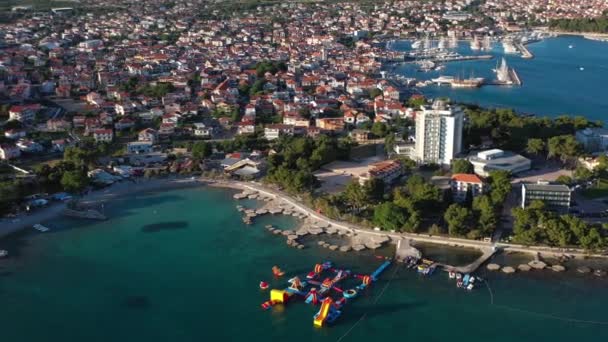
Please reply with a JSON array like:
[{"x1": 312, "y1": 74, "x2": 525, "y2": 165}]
[
  {"x1": 0, "y1": 187, "x2": 607, "y2": 341},
  {"x1": 392, "y1": 36, "x2": 608, "y2": 122}
]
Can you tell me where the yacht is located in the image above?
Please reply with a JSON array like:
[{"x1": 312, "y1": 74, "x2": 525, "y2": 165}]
[
  {"x1": 431, "y1": 75, "x2": 455, "y2": 85},
  {"x1": 451, "y1": 77, "x2": 484, "y2": 88},
  {"x1": 0, "y1": 249, "x2": 8, "y2": 258},
  {"x1": 411, "y1": 40, "x2": 422, "y2": 49}
]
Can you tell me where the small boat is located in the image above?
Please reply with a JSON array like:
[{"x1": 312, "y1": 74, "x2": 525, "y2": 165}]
[
  {"x1": 0, "y1": 249, "x2": 8, "y2": 258},
  {"x1": 456, "y1": 273, "x2": 463, "y2": 280},
  {"x1": 466, "y1": 283, "x2": 474, "y2": 290},
  {"x1": 259, "y1": 281, "x2": 269, "y2": 290},
  {"x1": 448, "y1": 271, "x2": 456, "y2": 279},
  {"x1": 457, "y1": 281, "x2": 463, "y2": 288},
  {"x1": 33, "y1": 224, "x2": 50, "y2": 232},
  {"x1": 469, "y1": 276, "x2": 476, "y2": 284},
  {"x1": 579, "y1": 67, "x2": 585, "y2": 71},
  {"x1": 568, "y1": 45, "x2": 573, "y2": 49},
  {"x1": 307, "y1": 271, "x2": 317, "y2": 279}
]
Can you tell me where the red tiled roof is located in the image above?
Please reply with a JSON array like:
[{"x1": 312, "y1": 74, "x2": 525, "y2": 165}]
[{"x1": 451, "y1": 173, "x2": 483, "y2": 184}]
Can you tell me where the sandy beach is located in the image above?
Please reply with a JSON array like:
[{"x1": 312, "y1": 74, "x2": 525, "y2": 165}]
[{"x1": 0, "y1": 176, "x2": 206, "y2": 239}]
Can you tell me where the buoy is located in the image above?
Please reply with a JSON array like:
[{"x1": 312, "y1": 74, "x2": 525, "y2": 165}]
[
  {"x1": 343, "y1": 289, "x2": 358, "y2": 299},
  {"x1": 260, "y1": 281, "x2": 269, "y2": 290}
]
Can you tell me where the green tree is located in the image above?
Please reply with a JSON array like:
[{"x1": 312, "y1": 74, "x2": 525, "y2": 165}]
[
  {"x1": 547, "y1": 135, "x2": 581, "y2": 163},
  {"x1": 369, "y1": 88, "x2": 382, "y2": 99},
  {"x1": 472, "y1": 195, "x2": 497, "y2": 235},
  {"x1": 573, "y1": 166, "x2": 592, "y2": 182},
  {"x1": 451, "y1": 159, "x2": 474, "y2": 174},
  {"x1": 444, "y1": 203, "x2": 472, "y2": 236},
  {"x1": 526, "y1": 138, "x2": 546, "y2": 156},
  {"x1": 373, "y1": 202, "x2": 406, "y2": 231},
  {"x1": 61, "y1": 170, "x2": 89, "y2": 193},
  {"x1": 191, "y1": 141, "x2": 212, "y2": 160},
  {"x1": 371, "y1": 122, "x2": 390, "y2": 138},
  {"x1": 343, "y1": 181, "x2": 368, "y2": 212},
  {"x1": 488, "y1": 170, "x2": 512, "y2": 205}
]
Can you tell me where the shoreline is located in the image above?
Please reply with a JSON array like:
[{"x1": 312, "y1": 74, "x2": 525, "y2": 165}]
[
  {"x1": 0, "y1": 176, "x2": 206, "y2": 239},
  {"x1": 3, "y1": 177, "x2": 607, "y2": 265}
]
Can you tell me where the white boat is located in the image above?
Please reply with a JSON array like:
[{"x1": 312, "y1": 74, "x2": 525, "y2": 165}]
[
  {"x1": 568, "y1": 45, "x2": 573, "y2": 49},
  {"x1": 469, "y1": 276, "x2": 476, "y2": 284},
  {"x1": 411, "y1": 40, "x2": 422, "y2": 49},
  {"x1": 580, "y1": 67, "x2": 585, "y2": 71},
  {"x1": 0, "y1": 250, "x2": 8, "y2": 258},
  {"x1": 449, "y1": 271, "x2": 456, "y2": 279},
  {"x1": 466, "y1": 283, "x2": 474, "y2": 290},
  {"x1": 33, "y1": 224, "x2": 50, "y2": 232},
  {"x1": 431, "y1": 75, "x2": 455, "y2": 84}
]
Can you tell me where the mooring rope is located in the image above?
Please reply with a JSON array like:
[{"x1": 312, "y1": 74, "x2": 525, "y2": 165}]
[
  {"x1": 336, "y1": 263, "x2": 402, "y2": 342},
  {"x1": 484, "y1": 279, "x2": 608, "y2": 326}
]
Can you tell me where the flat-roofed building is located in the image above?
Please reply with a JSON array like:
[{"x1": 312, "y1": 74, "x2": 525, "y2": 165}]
[
  {"x1": 521, "y1": 181, "x2": 572, "y2": 210},
  {"x1": 468, "y1": 149, "x2": 531, "y2": 177}
]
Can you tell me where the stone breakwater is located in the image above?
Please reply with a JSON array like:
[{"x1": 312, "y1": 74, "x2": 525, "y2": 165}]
[{"x1": 232, "y1": 189, "x2": 391, "y2": 253}]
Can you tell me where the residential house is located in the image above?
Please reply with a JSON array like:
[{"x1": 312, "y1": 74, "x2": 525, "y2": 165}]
[
  {"x1": 193, "y1": 123, "x2": 213, "y2": 138},
  {"x1": 93, "y1": 129, "x2": 113, "y2": 143},
  {"x1": 264, "y1": 124, "x2": 295, "y2": 140},
  {"x1": 47, "y1": 118, "x2": 72, "y2": 132},
  {"x1": 8, "y1": 104, "x2": 40, "y2": 122},
  {"x1": 138, "y1": 128, "x2": 158, "y2": 143},
  {"x1": 451, "y1": 173, "x2": 485, "y2": 203},
  {"x1": 127, "y1": 141, "x2": 154, "y2": 154}
]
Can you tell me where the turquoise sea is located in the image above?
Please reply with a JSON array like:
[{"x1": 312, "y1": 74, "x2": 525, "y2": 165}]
[
  {"x1": 392, "y1": 36, "x2": 608, "y2": 122},
  {"x1": 1, "y1": 187, "x2": 608, "y2": 341}
]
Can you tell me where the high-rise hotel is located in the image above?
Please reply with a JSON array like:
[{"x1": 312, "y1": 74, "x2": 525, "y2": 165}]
[{"x1": 414, "y1": 100, "x2": 464, "y2": 166}]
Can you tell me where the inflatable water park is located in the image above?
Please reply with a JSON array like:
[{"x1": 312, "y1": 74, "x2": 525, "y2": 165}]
[{"x1": 260, "y1": 259, "x2": 392, "y2": 327}]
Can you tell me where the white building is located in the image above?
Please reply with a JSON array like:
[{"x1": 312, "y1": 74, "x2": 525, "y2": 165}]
[
  {"x1": 451, "y1": 173, "x2": 485, "y2": 203},
  {"x1": 264, "y1": 124, "x2": 294, "y2": 140},
  {"x1": 93, "y1": 129, "x2": 113, "y2": 143},
  {"x1": 468, "y1": 149, "x2": 531, "y2": 177},
  {"x1": 414, "y1": 100, "x2": 463, "y2": 165},
  {"x1": 193, "y1": 123, "x2": 213, "y2": 138}
]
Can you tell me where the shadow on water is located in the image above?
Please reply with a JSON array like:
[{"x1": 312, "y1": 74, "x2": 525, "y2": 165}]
[
  {"x1": 121, "y1": 295, "x2": 151, "y2": 310},
  {"x1": 339, "y1": 301, "x2": 426, "y2": 325},
  {"x1": 141, "y1": 221, "x2": 189, "y2": 233}
]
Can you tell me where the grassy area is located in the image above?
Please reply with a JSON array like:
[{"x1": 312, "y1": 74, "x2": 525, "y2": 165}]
[{"x1": 582, "y1": 178, "x2": 608, "y2": 199}]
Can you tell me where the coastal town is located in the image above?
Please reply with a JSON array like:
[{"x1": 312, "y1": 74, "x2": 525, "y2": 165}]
[{"x1": 2, "y1": 0, "x2": 608, "y2": 340}]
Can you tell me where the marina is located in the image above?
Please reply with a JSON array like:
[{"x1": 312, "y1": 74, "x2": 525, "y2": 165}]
[{"x1": 389, "y1": 35, "x2": 608, "y2": 120}]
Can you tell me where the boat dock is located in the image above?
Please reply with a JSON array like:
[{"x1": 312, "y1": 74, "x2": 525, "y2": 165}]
[
  {"x1": 516, "y1": 43, "x2": 534, "y2": 59},
  {"x1": 439, "y1": 246, "x2": 497, "y2": 274}
]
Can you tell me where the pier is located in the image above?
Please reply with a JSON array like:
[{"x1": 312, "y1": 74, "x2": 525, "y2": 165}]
[
  {"x1": 516, "y1": 43, "x2": 534, "y2": 59},
  {"x1": 439, "y1": 246, "x2": 498, "y2": 274}
]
